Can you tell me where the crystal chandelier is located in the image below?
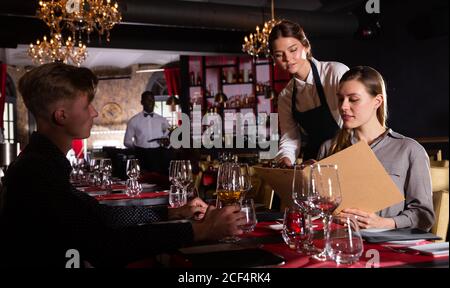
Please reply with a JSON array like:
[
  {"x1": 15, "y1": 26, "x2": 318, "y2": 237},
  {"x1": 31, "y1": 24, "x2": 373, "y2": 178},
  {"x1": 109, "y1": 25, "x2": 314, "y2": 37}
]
[
  {"x1": 28, "y1": 0, "x2": 122, "y2": 66},
  {"x1": 242, "y1": 0, "x2": 279, "y2": 58}
]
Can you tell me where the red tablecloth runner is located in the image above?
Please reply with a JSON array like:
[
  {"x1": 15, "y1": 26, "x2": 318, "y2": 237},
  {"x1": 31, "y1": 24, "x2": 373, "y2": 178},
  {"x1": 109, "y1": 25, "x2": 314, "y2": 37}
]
[
  {"x1": 83, "y1": 184, "x2": 127, "y2": 192},
  {"x1": 253, "y1": 222, "x2": 448, "y2": 268},
  {"x1": 95, "y1": 191, "x2": 169, "y2": 201}
]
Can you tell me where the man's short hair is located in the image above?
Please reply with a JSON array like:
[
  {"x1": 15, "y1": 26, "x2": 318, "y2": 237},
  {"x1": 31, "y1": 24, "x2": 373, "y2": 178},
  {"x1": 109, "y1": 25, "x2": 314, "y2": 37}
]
[
  {"x1": 141, "y1": 91, "x2": 154, "y2": 101},
  {"x1": 18, "y1": 62, "x2": 98, "y2": 119}
]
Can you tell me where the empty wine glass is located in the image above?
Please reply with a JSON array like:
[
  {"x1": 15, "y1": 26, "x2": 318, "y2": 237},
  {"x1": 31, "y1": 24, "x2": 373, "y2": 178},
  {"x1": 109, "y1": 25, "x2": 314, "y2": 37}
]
[
  {"x1": 169, "y1": 160, "x2": 193, "y2": 197},
  {"x1": 309, "y1": 164, "x2": 342, "y2": 261},
  {"x1": 292, "y1": 164, "x2": 319, "y2": 254},
  {"x1": 239, "y1": 164, "x2": 253, "y2": 198},
  {"x1": 326, "y1": 216, "x2": 363, "y2": 265},
  {"x1": 168, "y1": 185, "x2": 187, "y2": 208},
  {"x1": 239, "y1": 198, "x2": 257, "y2": 233},
  {"x1": 178, "y1": 160, "x2": 193, "y2": 196},
  {"x1": 89, "y1": 158, "x2": 102, "y2": 186},
  {"x1": 126, "y1": 158, "x2": 142, "y2": 197},
  {"x1": 100, "y1": 158, "x2": 113, "y2": 192}
]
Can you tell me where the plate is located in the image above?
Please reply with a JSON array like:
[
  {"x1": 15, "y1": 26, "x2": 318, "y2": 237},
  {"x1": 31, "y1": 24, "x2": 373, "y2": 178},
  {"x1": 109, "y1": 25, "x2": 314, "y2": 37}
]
[
  {"x1": 408, "y1": 242, "x2": 449, "y2": 256},
  {"x1": 360, "y1": 228, "x2": 392, "y2": 233}
]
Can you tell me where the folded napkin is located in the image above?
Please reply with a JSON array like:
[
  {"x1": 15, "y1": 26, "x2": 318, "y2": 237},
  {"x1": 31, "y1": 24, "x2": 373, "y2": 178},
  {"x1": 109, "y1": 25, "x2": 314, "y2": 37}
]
[
  {"x1": 360, "y1": 228, "x2": 441, "y2": 243},
  {"x1": 95, "y1": 191, "x2": 168, "y2": 201}
]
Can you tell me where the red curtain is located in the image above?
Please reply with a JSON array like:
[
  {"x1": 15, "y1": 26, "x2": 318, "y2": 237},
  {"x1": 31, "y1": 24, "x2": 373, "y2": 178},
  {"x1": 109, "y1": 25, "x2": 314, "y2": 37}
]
[
  {"x1": 0, "y1": 63, "x2": 7, "y2": 129},
  {"x1": 163, "y1": 67, "x2": 181, "y2": 96},
  {"x1": 72, "y1": 139, "x2": 84, "y2": 158}
]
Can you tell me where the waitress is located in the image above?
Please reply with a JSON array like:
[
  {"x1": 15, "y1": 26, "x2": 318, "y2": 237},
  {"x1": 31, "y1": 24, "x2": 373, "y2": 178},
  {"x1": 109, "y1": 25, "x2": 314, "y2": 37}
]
[{"x1": 269, "y1": 20, "x2": 349, "y2": 166}]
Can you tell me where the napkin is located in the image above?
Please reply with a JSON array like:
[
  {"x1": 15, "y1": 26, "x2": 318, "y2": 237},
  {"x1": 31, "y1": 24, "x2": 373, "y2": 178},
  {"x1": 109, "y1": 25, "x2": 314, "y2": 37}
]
[{"x1": 360, "y1": 228, "x2": 441, "y2": 243}]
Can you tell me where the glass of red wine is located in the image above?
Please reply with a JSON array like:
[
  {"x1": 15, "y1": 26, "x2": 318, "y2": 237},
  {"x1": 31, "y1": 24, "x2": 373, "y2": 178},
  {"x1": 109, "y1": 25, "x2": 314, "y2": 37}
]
[{"x1": 309, "y1": 164, "x2": 342, "y2": 261}]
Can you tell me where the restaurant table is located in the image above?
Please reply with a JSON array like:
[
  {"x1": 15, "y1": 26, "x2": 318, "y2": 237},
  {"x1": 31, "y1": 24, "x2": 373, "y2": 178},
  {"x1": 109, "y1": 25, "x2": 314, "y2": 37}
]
[
  {"x1": 95, "y1": 191, "x2": 169, "y2": 206},
  {"x1": 76, "y1": 183, "x2": 169, "y2": 206},
  {"x1": 128, "y1": 212, "x2": 449, "y2": 268}
]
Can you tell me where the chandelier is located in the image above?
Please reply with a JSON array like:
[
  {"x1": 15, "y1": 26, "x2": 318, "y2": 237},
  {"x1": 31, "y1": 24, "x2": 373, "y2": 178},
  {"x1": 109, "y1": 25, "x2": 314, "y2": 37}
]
[
  {"x1": 242, "y1": 0, "x2": 279, "y2": 58},
  {"x1": 28, "y1": 0, "x2": 122, "y2": 66}
]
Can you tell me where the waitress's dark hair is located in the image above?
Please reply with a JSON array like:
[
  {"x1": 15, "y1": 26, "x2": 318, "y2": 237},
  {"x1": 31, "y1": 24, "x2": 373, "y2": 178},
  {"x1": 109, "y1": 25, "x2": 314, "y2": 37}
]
[{"x1": 268, "y1": 20, "x2": 312, "y2": 59}]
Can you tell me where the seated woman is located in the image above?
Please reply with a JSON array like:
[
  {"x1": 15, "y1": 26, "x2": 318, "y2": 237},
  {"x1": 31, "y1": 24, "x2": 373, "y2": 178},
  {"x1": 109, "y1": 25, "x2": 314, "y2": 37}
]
[{"x1": 317, "y1": 66, "x2": 434, "y2": 231}]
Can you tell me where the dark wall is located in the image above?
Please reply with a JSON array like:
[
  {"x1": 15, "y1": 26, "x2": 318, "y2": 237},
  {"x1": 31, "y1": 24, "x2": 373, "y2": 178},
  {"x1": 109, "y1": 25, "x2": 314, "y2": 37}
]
[{"x1": 310, "y1": 0, "x2": 449, "y2": 139}]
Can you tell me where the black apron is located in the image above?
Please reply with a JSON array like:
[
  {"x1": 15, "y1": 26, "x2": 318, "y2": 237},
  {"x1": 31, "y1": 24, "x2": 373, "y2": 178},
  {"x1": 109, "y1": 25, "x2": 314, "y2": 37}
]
[{"x1": 291, "y1": 60, "x2": 339, "y2": 160}]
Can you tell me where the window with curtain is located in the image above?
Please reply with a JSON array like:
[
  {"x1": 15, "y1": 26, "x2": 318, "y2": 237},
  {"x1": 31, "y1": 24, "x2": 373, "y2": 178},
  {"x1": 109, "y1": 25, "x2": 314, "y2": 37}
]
[{"x1": 2, "y1": 73, "x2": 17, "y2": 144}]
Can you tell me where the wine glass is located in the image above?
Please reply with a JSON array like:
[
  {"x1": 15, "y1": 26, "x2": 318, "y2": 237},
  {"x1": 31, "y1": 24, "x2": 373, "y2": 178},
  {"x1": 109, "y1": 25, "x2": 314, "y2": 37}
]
[
  {"x1": 326, "y1": 215, "x2": 363, "y2": 265},
  {"x1": 168, "y1": 185, "x2": 187, "y2": 208},
  {"x1": 169, "y1": 160, "x2": 180, "y2": 186},
  {"x1": 89, "y1": 158, "x2": 102, "y2": 186},
  {"x1": 216, "y1": 162, "x2": 245, "y2": 206},
  {"x1": 282, "y1": 206, "x2": 309, "y2": 251},
  {"x1": 178, "y1": 160, "x2": 193, "y2": 197},
  {"x1": 239, "y1": 198, "x2": 257, "y2": 233},
  {"x1": 239, "y1": 164, "x2": 253, "y2": 198},
  {"x1": 309, "y1": 164, "x2": 342, "y2": 261},
  {"x1": 216, "y1": 162, "x2": 245, "y2": 243},
  {"x1": 126, "y1": 158, "x2": 142, "y2": 197},
  {"x1": 292, "y1": 164, "x2": 319, "y2": 254}
]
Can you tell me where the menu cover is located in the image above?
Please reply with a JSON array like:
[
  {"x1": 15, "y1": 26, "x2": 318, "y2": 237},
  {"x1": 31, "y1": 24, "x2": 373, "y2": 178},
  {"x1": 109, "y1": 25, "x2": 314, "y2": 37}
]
[
  {"x1": 254, "y1": 141, "x2": 405, "y2": 213},
  {"x1": 315, "y1": 141, "x2": 404, "y2": 213}
]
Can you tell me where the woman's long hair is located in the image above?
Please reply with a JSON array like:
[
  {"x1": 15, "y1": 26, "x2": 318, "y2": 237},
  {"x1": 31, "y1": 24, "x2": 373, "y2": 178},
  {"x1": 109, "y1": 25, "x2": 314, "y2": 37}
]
[
  {"x1": 268, "y1": 19, "x2": 313, "y2": 59},
  {"x1": 327, "y1": 66, "x2": 388, "y2": 156}
]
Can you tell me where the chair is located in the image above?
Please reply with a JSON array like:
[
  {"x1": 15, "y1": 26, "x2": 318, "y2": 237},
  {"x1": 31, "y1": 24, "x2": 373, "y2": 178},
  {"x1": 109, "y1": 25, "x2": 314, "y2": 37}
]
[
  {"x1": 430, "y1": 160, "x2": 449, "y2": 168},
  {"x1": 249, "y1": 166, "x2": 274, "y2": 210},
  {"x1": 430, "y1": 164, "x2": 449, "y2": 242},
  {"x1": 427, "y1": 149, "x2": 443, "y2": 161},
  {"x1": 431, "y1": 190, "x2": 449, "y2": 242}
]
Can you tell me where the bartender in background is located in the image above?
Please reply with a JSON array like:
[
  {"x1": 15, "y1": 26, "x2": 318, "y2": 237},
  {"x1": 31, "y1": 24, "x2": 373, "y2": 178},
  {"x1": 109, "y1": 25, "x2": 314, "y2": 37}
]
[{"x1": 124, "y1": 91, "x2": 170, "y2": 174}]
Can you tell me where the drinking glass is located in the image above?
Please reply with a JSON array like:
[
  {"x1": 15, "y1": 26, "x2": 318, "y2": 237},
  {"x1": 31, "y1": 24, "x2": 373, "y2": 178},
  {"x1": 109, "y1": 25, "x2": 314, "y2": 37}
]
[
  {"x1": 292, "y1": 164, "x2": 318, "y2": 254},
  {"x1": 216, "y1": 162, "x2": 246, "y2": 243},
  {"x1": 282, "y1": 206, "x2": 309, "y2": 251},
  {"x1": 168, "y1": 185, "x2": 187, "y2": 208},
  {"x1": 100, "y1": 158, "x2": 113, "y2": 192},
  {"x1": 239, "y1": 198, "x2": 257, "y2": 233},
  {"x1": 326, "y1": 216, "x2": 363, "y2": 265},
  {"x1": 178, "y1": 160, "x2": 193, "y2": 196},
  {"x1": 239, "y1": 164, "x2": 253, "y2": 198},
  {"x1": 126, "y1": 159, "x2": 142, "y2": 197},
  {"x1": 169, "y1": 160, "x2": 179, "y2": 186},
  {"x1": 89, "y1": 158, "x2": 102, "y2": 186},
  {"x1": 169, "y1": 160, "x2": 193, "y2": 197},
  {"x1": 309, "y1": 164, "x2": 342, "y2": 261},
  {"x1": 216, "y1": 162, "x2": 245, "y2": 206}
]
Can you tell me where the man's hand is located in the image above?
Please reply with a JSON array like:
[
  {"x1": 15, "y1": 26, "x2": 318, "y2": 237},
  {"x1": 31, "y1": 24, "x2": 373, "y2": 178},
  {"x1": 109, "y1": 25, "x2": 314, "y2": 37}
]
[
  {"x1": 192, "y1": 204, "x2": 246, "y2": 242},
  {"x1": 168, "y1": 197, "x2": 208, "y2": 220},
  {"x1": 338, "y1": 208, "x2": 396, "y2": 229}
]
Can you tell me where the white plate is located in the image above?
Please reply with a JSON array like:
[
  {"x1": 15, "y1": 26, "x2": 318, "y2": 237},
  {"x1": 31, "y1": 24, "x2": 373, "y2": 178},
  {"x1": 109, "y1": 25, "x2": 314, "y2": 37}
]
[
  {"x1": 360, "y1": 228, "x2": 392, "y2": 233},
  {"x1": 408, "y1": 242, "x2": 449, "y2": 256}
]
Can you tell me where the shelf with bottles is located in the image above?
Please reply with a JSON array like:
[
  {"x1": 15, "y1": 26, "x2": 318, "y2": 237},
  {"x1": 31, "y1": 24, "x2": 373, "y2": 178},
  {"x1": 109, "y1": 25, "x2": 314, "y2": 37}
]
[{"x1": 188, "y1": 56, "x2": 204, "y2": 87}]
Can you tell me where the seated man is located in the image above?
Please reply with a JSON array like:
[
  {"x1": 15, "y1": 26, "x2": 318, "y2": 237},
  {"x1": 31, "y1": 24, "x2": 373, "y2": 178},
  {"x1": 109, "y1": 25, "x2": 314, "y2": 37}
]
[{"x1": 0, "y1": 63, "x2": 244, "y2": 267}]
